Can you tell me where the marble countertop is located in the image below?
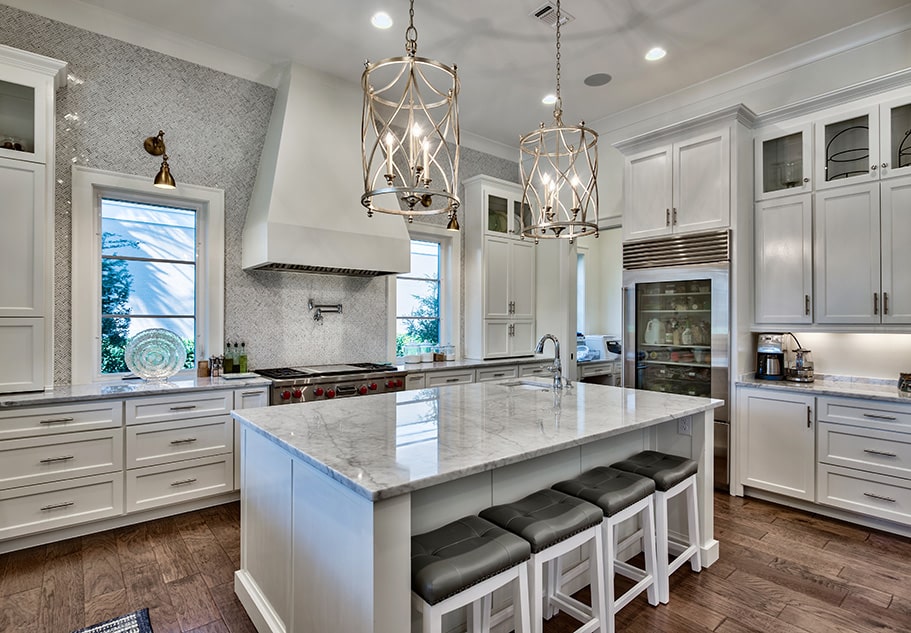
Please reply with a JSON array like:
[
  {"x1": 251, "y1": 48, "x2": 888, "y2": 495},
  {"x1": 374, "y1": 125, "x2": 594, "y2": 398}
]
[
  {"x1": 396, "y1": 355, "x2": 551, "y2": 373},
  {"x1": 0, "y1": 375, "x2": 272, "y2": 408},
  {"x1": 737, "y1": 376, "x2": 911, "y2": 404},
  {"x1": 234, "y1": 381, "x2": 722, "y2": 502}
]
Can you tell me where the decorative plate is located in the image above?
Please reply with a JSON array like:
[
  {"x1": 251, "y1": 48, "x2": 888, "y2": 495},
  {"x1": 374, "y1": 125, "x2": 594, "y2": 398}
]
[{"x1": 124, "y1": 328, "x2": 187, "y2": 381}]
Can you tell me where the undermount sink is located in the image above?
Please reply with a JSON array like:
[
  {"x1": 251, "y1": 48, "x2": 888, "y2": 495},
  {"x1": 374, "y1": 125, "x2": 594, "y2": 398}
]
[{"x1": 499, "y1": 380, "x2": 552, "y2": 392}]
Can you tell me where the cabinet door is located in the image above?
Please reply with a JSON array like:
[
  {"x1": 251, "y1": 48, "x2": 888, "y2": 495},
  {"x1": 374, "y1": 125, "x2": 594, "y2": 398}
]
[
  {"x1": 484, "y1": 321, "x2": 511, "y2": 358},
  {"x1": 623, "y1": 145, "x2": 673, "y2": 241},
  {"x1": 484, "y1": 237, "x2": 511, "y2": 318},
  {"x1": 0, "y1": 158, "x2": 45, "y2": 317},
  {"x1": 509, "y1": 240, "x2": 535, "y2": 319},
  {"x1": 754, "y1": 195, "x2": 813, "y2": 324},
  {"x1": 0, "y1": 66, "x2": 57, "y2": 165},
  {"x1": 881, "y1": 175, "x2": 911, "y2": 324},
  {"x1": 673, "y1": 128, "x2": 730, "y2": 234},
  {"x1": 0, "y1": 317, "x2": 44, "y2": 393},
  {"x1": 509, "y1": 321, "x2": 536, "y2": 357},
  {"x1": 485, "y1": 190, "x2": 511, "y2": 236},
  {"x1": 879, "y1": 96, "x2": 911, "y2": 180},
  {"x1": 233, "y1": 387, "x2": 269, "y2": 491},
  {"x1": 814, "y1": 105, "x2": 879, "y2": 190},
  {"x1": 754, "y1": 124, "x2": 812, "y2": 200},
  {"x1": 739, "y1": 389, "x2": 815, "y2": 501},
  {"x1": 815, "y1": 183, "x2": 881, "y2": 324}
]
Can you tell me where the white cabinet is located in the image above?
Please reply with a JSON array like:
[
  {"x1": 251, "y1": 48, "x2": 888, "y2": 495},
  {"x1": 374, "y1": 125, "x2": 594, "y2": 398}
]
[
  {"x1": 425, "y1": 369, "x2": 475, "y2": 387},
  {"x1": 0, "y1": 158, "x2": 45, "y2": 317},
  {"x1": 475, "y1": 365, "x2": 519, "y2": 382},
  {"x1": 233, "y1": 386, "x2": 269, "y2": 490},
  {"x1": 0, "y1": 317, "x2": 45, "y2": 393},
  {"x1": 464, "y1": 176, "x2": 537, "y2": 360},
  {"x1": 880, "y1": 175, "x2": 911, "y2": 323},
  {"x1": 738, "y1": 387, "x2": 815, "y2": 501},
  {"x1": 754, "y1": 194, "x2": 813, "y2": 324},
  {"x1": 754, "y1": 122, "x2": 812, "y2": 200},
  {"x1": 621, "y1": 129, "x2": 731, "y2": 241}
]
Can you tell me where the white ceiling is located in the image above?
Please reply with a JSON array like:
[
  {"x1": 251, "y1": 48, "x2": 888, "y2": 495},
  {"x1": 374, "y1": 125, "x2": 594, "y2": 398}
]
[{"x1": 9, "y1": 0, "x2": 911, "y2": 147}]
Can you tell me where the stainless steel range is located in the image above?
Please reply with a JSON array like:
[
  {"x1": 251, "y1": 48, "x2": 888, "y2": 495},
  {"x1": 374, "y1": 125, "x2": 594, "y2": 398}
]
[{"x1": 255, "y1": 363, "x2": 407, "y2": 404}]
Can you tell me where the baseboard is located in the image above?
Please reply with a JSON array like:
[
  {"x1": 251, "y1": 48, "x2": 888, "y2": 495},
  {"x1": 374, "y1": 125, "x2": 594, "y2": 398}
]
[{"x1": 235, "y1": 569, "x2": 286, "y2": 633}]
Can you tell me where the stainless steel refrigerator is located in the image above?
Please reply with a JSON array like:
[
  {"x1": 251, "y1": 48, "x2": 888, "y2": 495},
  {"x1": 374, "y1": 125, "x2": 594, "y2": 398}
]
[{"x1": 621, "y1": 231, "x2": 730, "y2": 490}]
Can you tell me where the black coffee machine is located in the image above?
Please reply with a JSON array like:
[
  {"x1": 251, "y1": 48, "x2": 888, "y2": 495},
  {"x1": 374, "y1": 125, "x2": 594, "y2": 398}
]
[{"x1": 756, "y1": 333, "x2": 785, "y2": 380}]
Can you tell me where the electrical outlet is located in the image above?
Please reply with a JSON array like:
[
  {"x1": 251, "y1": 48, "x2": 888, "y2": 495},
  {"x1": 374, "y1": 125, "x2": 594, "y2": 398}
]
[{"x1": 677, "y1": 417, "x2": 692, "y2": 436}]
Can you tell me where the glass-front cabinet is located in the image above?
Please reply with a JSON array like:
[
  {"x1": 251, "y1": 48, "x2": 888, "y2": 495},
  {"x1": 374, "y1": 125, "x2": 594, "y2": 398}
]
[
  {"x1": 882, "y1": 96, "x2": 911, "y2": 180},
  {"x1": 755, "y1": 123, "x2": 812, "y2": 199},
  {"x1": 635, "y1": 279, "x2": 713, "y2": 398},
  {"x1": 0, "y1": 57, "x2": 58, "y2": 165},
  {"x1": 485, "y1": 186, "x2": 532, "y2": 237}
]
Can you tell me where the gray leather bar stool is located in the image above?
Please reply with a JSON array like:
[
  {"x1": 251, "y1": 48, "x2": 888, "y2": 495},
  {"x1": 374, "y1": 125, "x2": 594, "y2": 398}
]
[
  {"x1": 552, "y1": 467, "x2": 659, "y2": 633},
  {"x1": 611, "y1": 450, "x2": 701, "y2": 603},
  {"x1": 479, "y1": 488, "x2": 605, "y2": 633},
  {"x1": 411, "y1": 515, "x2": 532, "y2": 633}
]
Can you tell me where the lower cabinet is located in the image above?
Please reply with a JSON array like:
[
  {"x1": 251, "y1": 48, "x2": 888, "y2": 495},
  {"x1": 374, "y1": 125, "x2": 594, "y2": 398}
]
[
  {"x1": 125, "y1": 454, "x2": 233, "y2": 512},
  {"x1": 476, "y1": 365, "x2": 519, "y2": 382},
  {"x1": 232, "y1": 387, "x2": 269, "y2": 491},
  {"x1": 0, "y1": 317, "x2": 45, "y2": 393},
  {"x1": 426, "y1": 369, "x2": 475, "y2": 387},
  {"x1": 738, "y1": 387, "x2": 816, "y2": 501}
]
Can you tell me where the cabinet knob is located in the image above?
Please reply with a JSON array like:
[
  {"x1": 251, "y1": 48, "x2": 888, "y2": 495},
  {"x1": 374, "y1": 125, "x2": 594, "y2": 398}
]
[
  {"x1": 871, "y1": 164, "x2": 877, "y2": 171},
  {"x1": 882, "y1": 162, "x2": 888, "y2": 169},
  {"x1": 803, "y1": 177, "x2": 810, "y2": 183}
]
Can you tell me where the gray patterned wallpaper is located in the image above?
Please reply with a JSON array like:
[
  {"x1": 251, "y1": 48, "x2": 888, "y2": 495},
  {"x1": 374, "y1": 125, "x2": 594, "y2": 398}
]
[{"x1": 0, "y1": 4, "x2": 519, "y2": 383}]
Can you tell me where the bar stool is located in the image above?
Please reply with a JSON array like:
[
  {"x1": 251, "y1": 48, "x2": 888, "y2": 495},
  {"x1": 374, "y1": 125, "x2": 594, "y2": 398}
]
[
  {"x1": 411, "y1": 515, "x2": 532, "y2": 633},
  {"x1": 611, "y1": 450, "x2": 701, "y2": 604},
  {"x1": 552, "y1": 467, "x2": 659, "y2": 633},
  {"x1": 480, "y1": 488, "x2": 605, "y2": 633}
]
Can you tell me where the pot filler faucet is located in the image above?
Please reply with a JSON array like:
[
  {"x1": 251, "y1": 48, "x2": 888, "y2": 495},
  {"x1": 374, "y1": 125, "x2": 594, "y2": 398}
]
[{"x1": 535, "y1": 334, "x2": 571, "y2": 391}]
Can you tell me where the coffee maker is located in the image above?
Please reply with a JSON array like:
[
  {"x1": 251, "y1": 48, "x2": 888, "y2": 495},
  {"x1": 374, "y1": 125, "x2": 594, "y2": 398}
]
[{"x1": 756, "y1": 333, "x2": 785, "y2": 380}]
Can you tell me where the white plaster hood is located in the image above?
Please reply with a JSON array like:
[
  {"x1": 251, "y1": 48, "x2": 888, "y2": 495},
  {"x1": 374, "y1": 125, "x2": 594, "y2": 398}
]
[{"x1": 242, "y1": 63, "x2": 410, "y2": 276}]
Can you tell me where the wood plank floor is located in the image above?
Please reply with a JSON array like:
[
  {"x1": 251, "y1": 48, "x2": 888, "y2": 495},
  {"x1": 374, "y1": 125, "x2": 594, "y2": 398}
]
[{"x1": 1, "y1": 492, "x2": 910, "y2": 632}]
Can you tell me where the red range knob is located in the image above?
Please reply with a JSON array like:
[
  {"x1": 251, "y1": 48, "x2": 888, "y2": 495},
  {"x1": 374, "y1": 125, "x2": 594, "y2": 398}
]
[
  {"x1": 292, "y1": 389, "x2": 302, "y2": 399},
  {"x1": 368, "y1": 382, "x2": 378, "y2": 391},
  {"x1": 386, "y1": 380, "x2": 395, "y2": 388},
  {"x1": 358, "y1": 385, "x2": 368, "y2": 395},
  {"x1": 280, "y1": 390, "x2": 291, "y2": 400},
  {"x1": 395, "y1": 379, "x2": 404, "y2": 388},
  {"x1": 326, "y1": 389, "x2": 336, "y2": 399},
  {"x1": 314, "y1": 387, "x2": 324, "y2": 397}
]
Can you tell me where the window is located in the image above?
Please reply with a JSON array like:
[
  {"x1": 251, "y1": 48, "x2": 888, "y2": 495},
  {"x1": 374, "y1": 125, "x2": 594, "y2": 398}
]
[
  {"x1": 71, "y1": 167, "x2": 224, "y2": 383},
  {"x1": 396, "y1": 240, "x2": 441, "y2": 356}
]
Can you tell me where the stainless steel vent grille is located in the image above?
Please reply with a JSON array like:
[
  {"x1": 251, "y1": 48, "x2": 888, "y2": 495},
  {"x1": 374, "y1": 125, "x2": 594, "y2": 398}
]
[
  {"x1": 250, "y1": 263, "x2": 386, "y2": 277},
  {"x1": 531, "y1": 3, "x2": 575, "y2": 27},
  {"x1": 623, "y1": 230, "x2": 730, "y2": 270}
]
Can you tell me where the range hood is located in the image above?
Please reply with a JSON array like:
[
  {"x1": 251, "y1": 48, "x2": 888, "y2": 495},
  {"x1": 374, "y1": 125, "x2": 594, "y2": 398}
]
[{"x1": 242, "y1": 63, "x2": 410, "y2": 276}]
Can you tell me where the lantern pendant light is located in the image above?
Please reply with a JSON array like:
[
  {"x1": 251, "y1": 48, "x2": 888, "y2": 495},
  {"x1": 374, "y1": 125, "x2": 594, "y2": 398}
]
[
  {"x1": 519, "y1": 0, "x2": 599, "y2": 244},
  {"x1": 361, "y1": 0, "x2": 461, "y2": 228}
]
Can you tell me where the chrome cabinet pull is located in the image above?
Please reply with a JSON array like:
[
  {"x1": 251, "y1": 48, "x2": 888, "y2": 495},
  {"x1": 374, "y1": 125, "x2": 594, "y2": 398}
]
[
  {"x1": 873, "y1": 292, "x2": 879, "y2": 315},
  {"x1": 39, "y1": 417, "x2": 74, "y2": 425},
  {"x1": 863, "y1": 448, "x2": 897, "y2": 458},
  {"x1": 241, "y1": 391, "x2": 261, "y2": 396},
  {"x1": 672, "y1": 207, "x2": 678, "y2": 225},
  {"x1": 40, "y1": 501, "x2": 74, "y2": 511},
  {"x1": 170, "y1": 478, "x2": 197, "y2": 487},
  {"x1": 445, "y1": 378, "x2": 460, "y2": 383},
  {"x1": 884, "y1": 292, "x2": 889, "y2": 315},
  {"x1": 169, "y1": 438, "x2": 198, "y2": 445},
  {"x1": 871, "y1": 164, "x2": 878, "y2": 171},
  {"x1": 803, "y1": 177, "x2": 810, "y2": 183},
  {"x1": 863, "y1": 492, "x2": 895, "y2": 503},
  {"x1": 805, "y1": 295, "x2": 811, "y2": 316},
  {"x1": 169, "y1": 405, "x2": 197, "y2": 411},
  {"x1": 882, "y1": 162, "x2": 889, "y2": 169},
  {"x1": 863, "y1": 413, "x2": 897, "y2": 421},
  {"x1": 39, "y1": 455, "x2": 75, "y2": 464},
  {"x1": 492, "y1": 372, "x2": 506, "y2": 377},
  {"x1": 665, "y1": 208, "x2": 670, "y2": 226},
  {"x1": 807, "y1": 406, "x2": 812, "y2": 428}
]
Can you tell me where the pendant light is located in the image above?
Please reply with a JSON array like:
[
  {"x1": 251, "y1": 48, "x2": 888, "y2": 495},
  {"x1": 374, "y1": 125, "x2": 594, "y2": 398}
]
[
  {"x1": 361, "y1": 0, "x2": 461, "y2": 228},
  {"x1": 519, "y1": 0, "x2": 598, "y2": 244}
]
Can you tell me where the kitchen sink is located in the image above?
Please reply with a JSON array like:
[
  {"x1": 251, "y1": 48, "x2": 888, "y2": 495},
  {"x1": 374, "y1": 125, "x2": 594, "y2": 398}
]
[{"x1": 499, "y1": 380, "x2": 552, "y2": 392}]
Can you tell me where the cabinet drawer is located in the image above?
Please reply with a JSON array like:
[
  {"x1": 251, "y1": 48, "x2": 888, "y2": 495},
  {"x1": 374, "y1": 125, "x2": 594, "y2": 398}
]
[
  {"x1": 125, "y1": 455, "x2": 233, "y2": 512},
  {"x1": 818, "y1": 421, "x2": 911, "y2": 479},
  {"x1": 0, "y1": 428, "x2": 123, "y2": 490},
  {"x1": 476, "y1": 366, "x2": 518, "y2": 382},
  {"x1": 426, "y1": 370, "x2": 475, "y2": 387},
  {"x1": 519, "y1": 363, "x2": 551, "y2": 378},
  {"x1": 817, "y1": 464, "x2": 911, "y2": 527},
  {"x1": 404, "y1": 374, "x2": 426, "y2": 390},
  {"x1": 126, "y1": 415, "x2": 232, "y2": 469},
  {"x1": 817, "y1": 396, "x2": 911, "y2": 431},
  {"x1": 0, "y1": 401, "x2": 122, "y2": 440},
  {"x1": 126, "y1": 391, "x2": 232, "y2": 425},
  {"x1": 0, "y1": 473, "x2": 123, "y2": 540},
  {"x1": 234, "y1": 387, "x2": 269, "y2": 409}
]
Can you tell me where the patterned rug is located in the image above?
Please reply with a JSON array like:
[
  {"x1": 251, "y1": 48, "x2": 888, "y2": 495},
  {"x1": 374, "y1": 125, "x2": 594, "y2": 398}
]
[{"x1": 70, "y1": 609, "x2": 153, "y2": 633}]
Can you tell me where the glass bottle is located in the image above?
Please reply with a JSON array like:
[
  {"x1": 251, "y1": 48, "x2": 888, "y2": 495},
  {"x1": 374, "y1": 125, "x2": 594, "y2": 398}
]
[
  {"x1": 223, "y1": 341, "x2": 234, "y2": 373},
  {"x1": 239, "y1": 341, "x2": 248, "y2": 373}
]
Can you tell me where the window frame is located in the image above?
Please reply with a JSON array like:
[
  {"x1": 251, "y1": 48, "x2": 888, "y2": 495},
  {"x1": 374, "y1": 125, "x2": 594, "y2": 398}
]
[{"x1": 71, "y1": 166, "x2": 224, "y2": 384}]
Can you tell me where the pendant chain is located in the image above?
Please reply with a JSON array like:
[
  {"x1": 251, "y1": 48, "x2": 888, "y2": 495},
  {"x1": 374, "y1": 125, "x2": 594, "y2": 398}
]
[
  {"x1": 405, "y1": 0, "x2": 418, "y2": 56},
  {"x1": 554, "y1": 0, "x2": 563, "y2": 120}
]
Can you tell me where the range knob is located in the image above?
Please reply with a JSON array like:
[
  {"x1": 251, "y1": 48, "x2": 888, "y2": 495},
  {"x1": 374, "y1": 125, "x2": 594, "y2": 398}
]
[
  {"x1": 395, "y1": 378, "x2": 404, "y2": 388},
  {"x1": 314, "y1": 387, "x2": 324, "y2": 397},
  {"x1": 280, "y1": 390, "x2": 291, "y2": 401},
  {"x1": 358, "y1": 385, "x2": 368, "y2": 395},
  {"x1": 326, "y1": 389, "x2": 336, "y2": 399},
  {"x1": 292, "y1": 389, "x2": 303, "y2": 399},
  {"x1": 385, "y1": 379, "x2": 395, "y2": 388},
  {"x1": 368, "y1": 382, "x2": 378, "y2": 391}
]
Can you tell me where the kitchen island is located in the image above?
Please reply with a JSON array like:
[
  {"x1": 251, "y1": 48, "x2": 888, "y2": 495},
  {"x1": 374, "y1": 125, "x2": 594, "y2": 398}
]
[{"x1": 232, "y1": 381, "x2": 721, "y2": 633}]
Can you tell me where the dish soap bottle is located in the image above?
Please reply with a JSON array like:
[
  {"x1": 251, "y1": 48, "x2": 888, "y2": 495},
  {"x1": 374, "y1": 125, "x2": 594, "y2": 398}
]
[
  {"x1": 239, "y1": 342, "x2": 248, "y2": 373},
  {"x1": 223, "y1": 341, "x2": 234, "y2": 373}
]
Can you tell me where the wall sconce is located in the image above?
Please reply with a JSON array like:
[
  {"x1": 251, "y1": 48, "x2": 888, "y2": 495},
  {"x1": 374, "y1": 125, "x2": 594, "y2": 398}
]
[{"x1": 143, "y1": 130, "x2": 176, "y2": 189}]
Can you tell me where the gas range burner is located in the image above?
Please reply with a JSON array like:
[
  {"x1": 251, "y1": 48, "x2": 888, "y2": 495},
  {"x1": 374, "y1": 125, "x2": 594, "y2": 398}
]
[{"x1": 255, "y1": 362, "x2": 406, "y2": 404}]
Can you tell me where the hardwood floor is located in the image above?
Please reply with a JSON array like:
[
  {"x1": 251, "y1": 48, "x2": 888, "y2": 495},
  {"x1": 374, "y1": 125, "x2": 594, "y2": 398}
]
[{"x1": 1, "y1": 492, "x2": 910, "y2": 632}]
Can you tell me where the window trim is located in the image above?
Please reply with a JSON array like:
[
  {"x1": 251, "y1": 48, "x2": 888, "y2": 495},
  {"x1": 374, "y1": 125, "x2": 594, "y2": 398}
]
[
  {"x1": 71, "y1": 166, "x2": 224, "y2": 384},
  {"x1": 387, "y1": 224, "x2": 460, "y2": 361}
]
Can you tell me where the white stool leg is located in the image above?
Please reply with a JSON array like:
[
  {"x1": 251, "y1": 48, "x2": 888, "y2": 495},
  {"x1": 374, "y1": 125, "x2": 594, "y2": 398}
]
[
  {"x1": 530, "y1": 555, "x2": 544, "y2": 633},
  {"x1": 654, "y1": 489, "x2": 670, "y2": 604},
  {"x1": 515, "y1": 563, "x2": 531, "y2": 633},
  {"x1": 589, "y1": 524, "x2": 606, "y2": 632},
  {"x1": 686, "y1": 478, "x2": 702, "y2": 572},
  {"x1": 602, "y1": 519, "x2": 617, "y2": 633},
  {"x1": 424, "y1": 603, "x2": 442, "y2": 633},
  {"x1": 642, "y1": 496, "x2": 660, "y2": 606},
  {"x1": 544, "y1": 557, "x2": 558, "y2": 618}
]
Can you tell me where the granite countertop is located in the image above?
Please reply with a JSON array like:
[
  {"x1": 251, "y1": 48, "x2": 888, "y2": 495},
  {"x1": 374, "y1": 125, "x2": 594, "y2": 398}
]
[
  {"x1": 737, "y1": 375, "x2": 911, "y2": 404},
  {"x1": 396, "y1": 355, "x2": 551, "y2": 373},
  {"x1": 0, "y1": 375, "x2": 272, "y2": 409},
  {"x1": 233, "y1": 381, "x2": 721, "y2": 502}
]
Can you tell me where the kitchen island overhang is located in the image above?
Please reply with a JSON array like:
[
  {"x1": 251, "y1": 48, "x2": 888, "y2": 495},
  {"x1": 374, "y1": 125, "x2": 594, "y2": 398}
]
[{"x1": 232, "y1": 381, "x2": 721, "y2": 633}]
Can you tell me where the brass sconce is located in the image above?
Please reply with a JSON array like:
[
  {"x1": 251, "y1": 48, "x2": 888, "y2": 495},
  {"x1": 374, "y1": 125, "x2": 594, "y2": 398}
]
[{"x1": 143, "y1": 130, "x2": 176, "y2": 189}]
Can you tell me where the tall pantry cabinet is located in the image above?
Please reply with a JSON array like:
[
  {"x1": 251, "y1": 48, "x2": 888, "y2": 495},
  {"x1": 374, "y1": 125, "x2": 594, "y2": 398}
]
[{"x1": 0, "y1": 46, "x2": 66, "y2": 393}]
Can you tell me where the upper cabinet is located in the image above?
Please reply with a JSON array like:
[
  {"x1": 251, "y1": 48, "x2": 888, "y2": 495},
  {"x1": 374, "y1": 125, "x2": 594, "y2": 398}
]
[
  {"x1": 616, "y1": 105, "x2": 754, "y2": 243},
  {"x1": 483, "y1": 181, "x2": 532, "y2": 238},
  {"x1": 754, "y1": 123, "x2": 812, "y2": 200}
]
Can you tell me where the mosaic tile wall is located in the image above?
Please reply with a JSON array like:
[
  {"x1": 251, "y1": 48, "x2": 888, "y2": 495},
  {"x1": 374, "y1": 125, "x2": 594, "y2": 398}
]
[{"x1": 0, "y1": 5, "x2": 520, "y2": 382}]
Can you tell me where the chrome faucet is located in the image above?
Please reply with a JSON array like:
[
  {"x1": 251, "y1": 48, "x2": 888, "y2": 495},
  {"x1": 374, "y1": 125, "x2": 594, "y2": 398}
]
[{"x1": 535, "y1": 334, "x2": 570, "y2": 390}]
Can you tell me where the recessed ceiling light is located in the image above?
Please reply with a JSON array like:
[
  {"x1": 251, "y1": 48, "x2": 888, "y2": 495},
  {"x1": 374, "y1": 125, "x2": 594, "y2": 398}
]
[
  {"x1": 584, "y1": 73, "x2": 612, "y2": 87},
  {"x1": 542, "y1": 94, "x2": 557, "y2": 105},
  {"x1": 371, "y1": 11, "x2": 393, "y2": 29},
  {"x1": 645, "y1": 47, "x2": 666, "y2": 61}
]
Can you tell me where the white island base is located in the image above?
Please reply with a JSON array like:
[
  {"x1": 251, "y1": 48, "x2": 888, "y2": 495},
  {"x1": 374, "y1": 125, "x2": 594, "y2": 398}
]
[{"x1": 232, "y1": 383, "x2": 719, "y2": 633}]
